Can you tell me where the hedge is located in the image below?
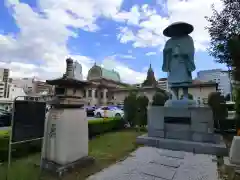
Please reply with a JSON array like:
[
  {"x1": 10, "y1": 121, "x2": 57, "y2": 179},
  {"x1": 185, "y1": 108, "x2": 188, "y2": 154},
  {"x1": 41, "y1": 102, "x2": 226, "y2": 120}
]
[
  {"x1": 88, "y1": 117, "x2": 125, "y2": 137},
  {"x1": 0, "y1": 117, "x2": 125, "y2": 161}
]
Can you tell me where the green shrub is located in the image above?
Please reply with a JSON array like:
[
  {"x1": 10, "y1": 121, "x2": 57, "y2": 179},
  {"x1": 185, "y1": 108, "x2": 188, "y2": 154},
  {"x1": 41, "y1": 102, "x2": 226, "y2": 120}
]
[
  {"x1": 208, "y1": 92, "x2": 228, "y2": 129},
  {"x1": 88, "y1": 117, "x2": 125, "y2": 137},
  {"x1": 135, "y1": 95, "x2": 149, "y2": 127},
  {"x1": 123, "y1": 92, "x2": 138, "y2": 127},
  {"x1": 225, "y1": 93, "x2": 231, "y2": 101},
  {"x1": 152, "y1": 92, "x2": 168, "y2": 106},
  {"x1": 235, "y1": 88, "x2": 240, "y2": 129},
  {"x1": 0, "y1": 117, "x2": 125, "y2": 161}
]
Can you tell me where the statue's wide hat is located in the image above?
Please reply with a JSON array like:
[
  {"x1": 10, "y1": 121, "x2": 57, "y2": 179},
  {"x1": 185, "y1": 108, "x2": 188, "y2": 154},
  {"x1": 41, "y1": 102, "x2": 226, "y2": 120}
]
[{"x1": 163, "y1": 22, "x2": 194, "y2": 37}]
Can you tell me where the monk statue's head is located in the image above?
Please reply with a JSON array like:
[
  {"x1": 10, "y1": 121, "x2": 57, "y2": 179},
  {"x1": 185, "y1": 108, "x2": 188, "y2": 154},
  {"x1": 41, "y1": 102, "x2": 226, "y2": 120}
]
[{"x1": 163, "y1": 22, "x2": 194, "y2": 38}]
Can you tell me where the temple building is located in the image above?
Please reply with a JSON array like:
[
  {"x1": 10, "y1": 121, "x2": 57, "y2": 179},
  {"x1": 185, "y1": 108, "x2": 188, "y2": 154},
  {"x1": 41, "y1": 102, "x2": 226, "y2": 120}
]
[
  {"x1": 83, "y1": 63, "x2": 163, "y2": 106},
  {"x1": 46, "y1": 58, "x2": 219, "y2": 106},
  {"x1": 142, "y1": 64, "x2": 157, "y2": 87}
]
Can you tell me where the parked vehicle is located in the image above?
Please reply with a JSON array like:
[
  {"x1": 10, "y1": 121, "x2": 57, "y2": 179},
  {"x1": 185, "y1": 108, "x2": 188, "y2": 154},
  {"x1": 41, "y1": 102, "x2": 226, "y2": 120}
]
[
  {"x1": 85, "y1": 106, "x2": 97, "y2": 117},
  {"x1": 226, "y1": 101, "x2": 236, "y2": 120},
  {"x1": 0, "y1": 111, "x2": 11, "y2": 127},
  {"x1": 94, "y1": 106, "x2": 124, "y2": 118}
]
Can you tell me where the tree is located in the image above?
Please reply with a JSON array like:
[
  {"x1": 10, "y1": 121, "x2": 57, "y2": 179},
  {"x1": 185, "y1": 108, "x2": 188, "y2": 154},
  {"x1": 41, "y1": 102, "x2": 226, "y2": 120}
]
[
  {"x1": 205, "y1": 0, "x2": 240, "y2": 70},
  {"x1": 135, "y1": 95, "x2": 149, "y2": 128},
  {"x1": 180, "y1": 93, "x2": 194, "y2": 100},
  {"x1": 152, "y1": 92, "x2": 168, "y2": 106},
  {"x1": 208, "y1": 92, "x2": 227, "y2": 130},
  {"x1": 206, "y1": 0, "x2": 240, "y2": 129},
  {"x1": 235, "y1": 88, "x2": 240, "y2": 129},
  {"x1": 123, "y1": 91, "x2": 137, "y2": 127},
  {"x1": 224, "y1": 93, "x2": 231, "y2": 101}
]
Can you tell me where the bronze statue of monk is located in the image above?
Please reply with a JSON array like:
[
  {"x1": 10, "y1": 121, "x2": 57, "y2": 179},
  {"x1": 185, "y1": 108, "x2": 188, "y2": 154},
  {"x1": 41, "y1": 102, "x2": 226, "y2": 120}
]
[{"x1": 162, "y1": 22, "x2": 196, "y2": 100}]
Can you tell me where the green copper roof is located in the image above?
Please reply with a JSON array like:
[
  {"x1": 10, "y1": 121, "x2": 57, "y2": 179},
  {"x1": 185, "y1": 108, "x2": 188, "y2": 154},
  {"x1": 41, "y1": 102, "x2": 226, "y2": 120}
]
[
  {"x1": 87, "y1": 65, "x2": 121, "y2": 82},
  {"x1": 101, "y1": 68, "x2": 121, "y2": 82}
]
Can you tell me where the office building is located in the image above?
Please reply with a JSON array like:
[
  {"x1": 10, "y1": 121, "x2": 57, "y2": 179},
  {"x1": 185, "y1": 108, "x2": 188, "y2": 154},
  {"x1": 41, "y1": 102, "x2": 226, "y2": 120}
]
[
  {"x1": 157, "y1": 78, "x2": 168, "y2": 91},
  {"x1": 11, "y1": 77, "x2": 35, "y2": 94},
  {"x1": 0, "y1": 68, "x2": 10, "y2": 98},
  {"x1": 197, "y1": 69, "x2": 231, "y2": 96}
]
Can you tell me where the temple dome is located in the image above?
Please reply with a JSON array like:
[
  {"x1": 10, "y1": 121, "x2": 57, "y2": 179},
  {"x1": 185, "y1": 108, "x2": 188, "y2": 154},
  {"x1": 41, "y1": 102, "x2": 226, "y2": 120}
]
[{"x1": 87, "y1": 64, "x2": 121, "y2": 82}]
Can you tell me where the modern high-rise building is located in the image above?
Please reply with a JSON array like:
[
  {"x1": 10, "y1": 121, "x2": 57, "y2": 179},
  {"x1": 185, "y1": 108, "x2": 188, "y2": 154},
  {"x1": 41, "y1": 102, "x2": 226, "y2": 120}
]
[
  {"x1": 0, "y1": 68, "x2": 10, "y2": 98},
  {"x1": 157, "y1": 78, "x2": 169, "y2": 91},
  {"x1": 11, "y1": 77, "x2": 35, "y2": 93},
  {"x1": 197, "y1": 69, "x2": 231, "y2": 96},
  {"x1": 11, "y1": 77, "x2": 54, "y2": 95},
  {"x1": 0, "y1": 68, "x2": 9, "y2": 82}
]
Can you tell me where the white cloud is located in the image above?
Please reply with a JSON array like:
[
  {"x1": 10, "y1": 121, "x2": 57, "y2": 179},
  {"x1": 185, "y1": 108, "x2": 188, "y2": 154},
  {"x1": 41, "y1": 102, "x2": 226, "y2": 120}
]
[
  {"x1": 146, "y1": 52, "x2": 157, "y2": 56},
  {"x1": 1, "y1": 0, "x2": 224, "y2": 84},
  {"x1": 117, "y1": 0, "x2": 223, "y2": 51},
  {"x1": 102, "y1": 57, "x2": 145, "y2": 83},
  {"x1": 1, "y1": 0, "x2": 123, "y2": 80},
  {"x1": 116, "y1": 54, "x2": 135, "y2": 59},
  {"x1": 112, "y1": 5, "x2": 141, "y2": 25}
]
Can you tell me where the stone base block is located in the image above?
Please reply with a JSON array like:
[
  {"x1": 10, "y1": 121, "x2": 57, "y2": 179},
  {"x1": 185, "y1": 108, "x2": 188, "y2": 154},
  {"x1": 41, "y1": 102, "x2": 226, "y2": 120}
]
[
  {"x1": 136, "y1": 134, "x2": 228, "y2": 156},
  {"x1": 41, "y1": 156, "x2": 95, "y2": 177},
  {"x1": 164, "y1": 99, "x2": 198, "y2": 108},
  {"x1": 192, "y1": 132, "x2": 221, "y2": 144},
  {"x1": 166, "y1": 131, "x2": 192, "y2": 141},
  {"x1": 148, "y1": 129, "x2": 164, "y2": 138}
]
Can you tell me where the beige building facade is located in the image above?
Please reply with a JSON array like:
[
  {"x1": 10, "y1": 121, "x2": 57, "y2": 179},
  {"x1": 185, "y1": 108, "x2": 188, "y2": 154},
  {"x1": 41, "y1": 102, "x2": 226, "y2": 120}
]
[
  {"x1": 45, "y1": 60, "x2": 218, "y2": 107},
  {"x1": 178, "y1": 81, "x2": 218, "y2": 105},
  {"x1": 80, "y1": 64, "x2": 218, "y2": 106}
]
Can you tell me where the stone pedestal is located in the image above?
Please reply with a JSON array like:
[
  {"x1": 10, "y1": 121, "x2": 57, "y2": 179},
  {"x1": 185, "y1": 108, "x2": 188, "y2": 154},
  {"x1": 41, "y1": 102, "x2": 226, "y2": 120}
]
[
  {"x1": 137, "y1": 106, "x2": 227, "y2": 156},
  {"x1": 42, "y1": 58, "x2": 95, "y2": 176},
  {"x1": 41, "y1": 108, "x2": 93, "y2": 176}
]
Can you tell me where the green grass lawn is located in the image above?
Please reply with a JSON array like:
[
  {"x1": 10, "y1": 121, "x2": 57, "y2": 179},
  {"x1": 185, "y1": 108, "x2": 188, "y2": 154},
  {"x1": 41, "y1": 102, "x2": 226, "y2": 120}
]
[
  {"x1": 0, "y1": 129, "x2": 144, "y2": 180},
  {"x1": 0, "y1": 129, "x2": 10, "y2": 137}
]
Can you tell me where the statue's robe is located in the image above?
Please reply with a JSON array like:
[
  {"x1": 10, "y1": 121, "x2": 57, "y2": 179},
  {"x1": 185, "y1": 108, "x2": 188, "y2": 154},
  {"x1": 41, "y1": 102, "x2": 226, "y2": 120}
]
[{"x1": 162, "y1": 35, "x2": 196, "y2": 86}]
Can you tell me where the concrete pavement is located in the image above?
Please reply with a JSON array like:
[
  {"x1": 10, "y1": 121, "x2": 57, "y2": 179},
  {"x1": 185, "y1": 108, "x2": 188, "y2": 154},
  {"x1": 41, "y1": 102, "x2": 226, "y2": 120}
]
[{"x1": 87, "y1": 147, "x2": 218, "y2": 180}]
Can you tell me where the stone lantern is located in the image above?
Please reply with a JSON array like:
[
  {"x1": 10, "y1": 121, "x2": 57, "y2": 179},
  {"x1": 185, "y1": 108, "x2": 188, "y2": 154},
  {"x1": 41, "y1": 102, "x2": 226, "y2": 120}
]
[{"x1": 41, "y1": 58, "x2": 93, "y2": 176}]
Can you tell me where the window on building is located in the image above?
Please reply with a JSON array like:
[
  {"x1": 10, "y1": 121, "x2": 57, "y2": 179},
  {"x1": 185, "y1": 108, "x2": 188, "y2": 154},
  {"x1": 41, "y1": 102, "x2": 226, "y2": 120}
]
[
  {"x1": 83, "y1": 90, "x2": 86, "y2": 97},
  {"x1": 73, "y1": 88, "x2": 77, "y2": 94},
  {"x1": 112, "y1": 96, "x2": 115, "y2": 100},
  {"x1": 55, "y1": 87, "x2": 65, "y2": 95},
  {"x1": 202, "y1": 98, "x2": 208, "y2": 104},
  {"x1": 88, "y1": 90, "x2": 92, "y2": 97},
  {"x1": 95, "y1": 90, "x2": 98, "y2": 98},
  {"x1": 100, "y1": 91, "x2": 103, "y2": 98}
]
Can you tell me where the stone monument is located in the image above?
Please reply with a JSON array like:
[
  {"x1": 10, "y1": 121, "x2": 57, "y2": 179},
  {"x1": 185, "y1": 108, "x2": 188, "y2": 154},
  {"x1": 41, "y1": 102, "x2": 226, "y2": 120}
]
[
  {"x1": 41, "y1": 58, "x2": 94, "y2": 176},
  {"x1": 162, "y1": 22, "x2": 197, "y2": 107},
  {"x1": 136, "y1": 22, "x2": 227, "y2": 156}
]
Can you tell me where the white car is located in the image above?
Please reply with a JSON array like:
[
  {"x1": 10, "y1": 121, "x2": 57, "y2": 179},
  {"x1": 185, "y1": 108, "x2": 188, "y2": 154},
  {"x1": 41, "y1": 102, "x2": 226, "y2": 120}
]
[{"x1": 94, "y1": 106, "x2": 124, "y2": 118}]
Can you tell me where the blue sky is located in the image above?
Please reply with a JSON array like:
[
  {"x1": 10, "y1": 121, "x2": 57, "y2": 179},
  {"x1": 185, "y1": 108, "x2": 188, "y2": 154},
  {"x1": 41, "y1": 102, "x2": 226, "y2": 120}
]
[{"x1": 0, "y1": 0, "x2": 226, "y2": 83}]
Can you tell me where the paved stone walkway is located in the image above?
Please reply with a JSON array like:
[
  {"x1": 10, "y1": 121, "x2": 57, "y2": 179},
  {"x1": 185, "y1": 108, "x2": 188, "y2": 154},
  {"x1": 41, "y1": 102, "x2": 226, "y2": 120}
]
[{"x1": 87, "y1": 147, "x2": 218, "y2": 180}]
